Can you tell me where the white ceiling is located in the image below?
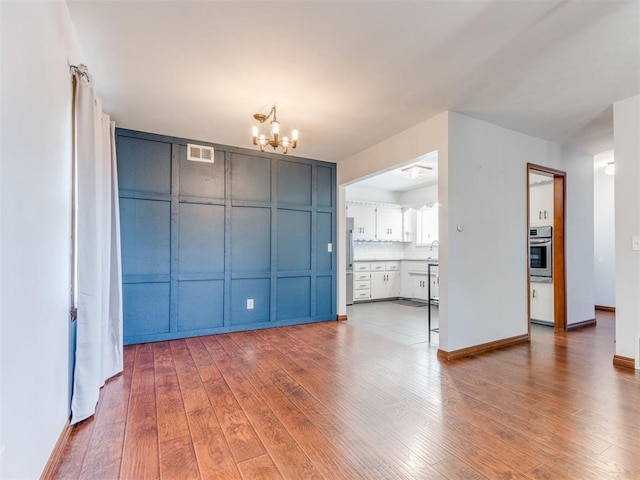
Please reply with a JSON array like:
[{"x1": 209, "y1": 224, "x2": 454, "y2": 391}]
[{"x1": 67, "y1": 1, "x2": 639, "y2": 164}]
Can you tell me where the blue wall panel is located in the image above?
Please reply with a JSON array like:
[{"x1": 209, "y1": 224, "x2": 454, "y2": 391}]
[
  {"x1": 317, "y1": 166, "x2": 333, "y2": 208},
  {"x1": 179, "y1": 203, "x2": 225, "y2": 274},
  {"x1": 179, "y1": 146, "x2": 225, "y2": 199},
  {"x1": 277, "y1": 161, "x2": 311, "y2": 205},
  {"x1": 120, "y1": 198, "x2": 170, "y2": 276},
  {"x1": 178, "y1": 280, "x2": 224, "y2": 331},
  {"x1": 316, "y1": 212, "x2": 332, "y2": 272},
  {"x1": 231, "y1": 153, "x2": 271, "y2": 202},
  {"x1": 277, "y1": 277, "x2": 311, "y2": 320},
  {"x1": 277, "y1": 209, "x2": 311, "y2": 271},
  {"x1": 231, "y1": 207, "x2": 270, "y2": 272},
  {"x1": 231, "y1": 279, "x2": 270, "y2": 325},
  {"x1": 117, "y1": 137, "x2": 171, "y2": 194},
  {"x1": 316, "y1": 276, "x2": 333, "y2": 317},
  {"x1": 123, "y1": 283, "x2": 170, "y2": 336},
  {"x1": 117, "y1": 129, "x2": 336, "y2": 344}
]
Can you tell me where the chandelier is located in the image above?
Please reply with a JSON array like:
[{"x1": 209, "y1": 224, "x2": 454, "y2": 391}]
[{"x1": 251, "y1": 105, "x2": 298, "y2": 154}]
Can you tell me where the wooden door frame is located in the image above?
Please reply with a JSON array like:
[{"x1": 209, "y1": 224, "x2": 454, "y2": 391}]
[{"x1": 527, "y1": 163, "x2": 567, "y2": 333}]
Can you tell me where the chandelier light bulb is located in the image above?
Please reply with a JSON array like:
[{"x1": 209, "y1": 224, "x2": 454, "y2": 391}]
[{"x1": 250, "y1": 105, "x2": 298, "y2": 154}]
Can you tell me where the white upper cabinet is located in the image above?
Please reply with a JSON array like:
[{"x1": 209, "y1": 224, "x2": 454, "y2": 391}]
[
  {"x1": 529, "y1": 180, "x2": 553, "y2": 227},
  {"x1": 375, "y1": 206, "x2": 403, "y2": 241},
  {"x1": 347, "y1": 203, "x2": 377, "y2": 241},
  {"x1": 346, "y1": 202, "x2": 403, "y2": 241},
  {"x1": 416, "y1": 205, "x2": 438, "y2": 246}
]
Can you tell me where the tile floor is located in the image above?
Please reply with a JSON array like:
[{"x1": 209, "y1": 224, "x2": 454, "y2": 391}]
[{"x1": 345, "y1": 300, "x2": 439, "y2": 346}]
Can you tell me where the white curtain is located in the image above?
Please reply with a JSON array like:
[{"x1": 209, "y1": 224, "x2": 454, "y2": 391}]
[{"x1": 71, "y1": 70, "x2": 123, "y2": 424}]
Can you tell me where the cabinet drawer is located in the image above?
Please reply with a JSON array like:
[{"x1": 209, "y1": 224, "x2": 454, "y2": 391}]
[
  {"x1": 354, "y1": 280, "x2": 371, "y2": 290},
  {"x1": 355, "y1": 273, "x2": 370, "y2": 281},
  {"x1": 370, "y1": 263, "x2": 385, "y2": 271},
  {"x1": 354, "y1": 263, "x2": 370, "y2": 272},
  {"x1": 354, "y1": 289, "x2": 371, "y2": 300},
  {"x1": 385, "y1": 262, "x2": 399, "y2": 271}
]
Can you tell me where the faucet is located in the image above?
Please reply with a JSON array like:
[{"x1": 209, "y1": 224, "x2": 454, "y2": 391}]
[{"x1": 429, "y1": 240, "x2": 439, "y2": 251}]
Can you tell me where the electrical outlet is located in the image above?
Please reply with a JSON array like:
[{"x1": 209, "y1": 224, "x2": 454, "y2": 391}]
[
  {"x1": 327, "y1": 243, "x2": 333, "y2": 252},
  {"x1": 632, "y1": 236, "x2": 640, "y2": 251},
  {"x1": 246, "y1": 298, "x2": 254, "y2": 310}
]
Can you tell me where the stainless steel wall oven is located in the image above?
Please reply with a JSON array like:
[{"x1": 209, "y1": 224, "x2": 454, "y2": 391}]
[{"x1": 530, "y1": 226, "x2": 552, "y2": 279}]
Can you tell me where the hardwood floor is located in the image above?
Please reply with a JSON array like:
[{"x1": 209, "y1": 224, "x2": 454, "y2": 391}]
[{"x1": 52, "y1": 309, "x2": 639, "y2": 479}]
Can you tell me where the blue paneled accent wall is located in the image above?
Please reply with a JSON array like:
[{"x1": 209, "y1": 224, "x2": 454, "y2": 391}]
[{"x1": 116, "y1": 129, "x2": 336, "y2": 344}]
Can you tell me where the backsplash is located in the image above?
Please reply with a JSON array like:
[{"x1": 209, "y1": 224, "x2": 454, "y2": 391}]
[{"x1": 353, "y1": 242, "x2": 438, "y2": 261}]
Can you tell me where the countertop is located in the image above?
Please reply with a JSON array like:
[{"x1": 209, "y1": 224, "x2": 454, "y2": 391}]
[{"x1": 354, "y1": 258, "x2": 438, "y2": 263}]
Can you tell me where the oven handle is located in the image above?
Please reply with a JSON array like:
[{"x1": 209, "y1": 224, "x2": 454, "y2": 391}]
[{"x1": 530, "y1": 238, "x2": 552, "y2": 245}]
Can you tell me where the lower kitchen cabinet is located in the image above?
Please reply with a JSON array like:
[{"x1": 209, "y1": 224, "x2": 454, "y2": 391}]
[
  {"x1": 530, "y1": 281, "x2": 554, "y2": 324},
  {"x1": 409, "y1": 270, "x2": 438, "y2": 302},
  {"x1": 371, "y1": 271, "x2": 400, "y2": 299}
]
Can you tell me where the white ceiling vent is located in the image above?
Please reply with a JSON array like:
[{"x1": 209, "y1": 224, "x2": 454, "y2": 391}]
[{"x1": 187, "y1": 144, "x2": 215, "y2": 163}]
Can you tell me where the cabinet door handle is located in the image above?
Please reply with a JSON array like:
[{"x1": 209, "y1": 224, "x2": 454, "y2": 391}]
[
  {"x1": 532, "y1": 289, "x2": 537, "y2": 298},
  {"x1": 539, "y1": 211, "x2": 542, "y2": 220}
]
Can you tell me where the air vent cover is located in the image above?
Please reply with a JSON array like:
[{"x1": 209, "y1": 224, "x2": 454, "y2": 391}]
[{"x1": 187, "y1": 144, "x2": 215, "y2": 163}]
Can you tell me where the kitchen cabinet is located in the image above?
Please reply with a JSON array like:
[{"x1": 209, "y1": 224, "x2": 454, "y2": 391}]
[
  {"x1": 355, "y1": 262, "x2": 400, "y2": 301},
  {"x1": 530, "y1": 281, "x2": 554, "y2": 324},
  {"x1": 409, "y1": 270, "x2": 438, "y2": 301},
  {"x1": 347, "y1": 203, "x2": 377, "y2": 241},
  {"x1": 529, "y1": 181, "x2": 553, "y2": 227},
  {"x1": 416, "y1": 205, "x2": 438, "y2": 246},
  {"x1": 371, "y1": 270, "x2": 400, "y2": 299},
  {"x1": 376, "y1": 207, "x2": 403, "y2": 241},
  {"x1": 353, "y1": 262, "x2": 371, "y2": 301},
  {"x1": 411, "y1": 274, "x2": 429, "y2": 301},
  {"x1": 346, "y1": 202, "x2": 403, "y2": 241},
  {"x1": 402, "y1": 208, "x2": 416, "y2": 242}
]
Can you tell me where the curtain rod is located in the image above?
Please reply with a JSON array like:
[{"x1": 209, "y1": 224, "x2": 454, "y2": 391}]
[{"x1": 69, "y1": 64, "x2": 90, "y2": 83}]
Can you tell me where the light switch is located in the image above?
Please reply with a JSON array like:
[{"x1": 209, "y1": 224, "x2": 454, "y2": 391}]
[
  {"x1": 246, "y1": 298, "x2": 254, "y2": 309},
  {"x1": 633, "y1": 236, "x2": 640, "y2": 251},
  {"x1": 327, "y1": 243, "x2": 333, "y2": 252}
]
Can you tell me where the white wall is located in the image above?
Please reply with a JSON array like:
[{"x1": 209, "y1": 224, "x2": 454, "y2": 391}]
[
  {"x1": 345, "y1": 185, "x2": 402, "y2": 204},
  {"x1": 613, "y1": 95, "x2": 640, "y2": 362},
  {"x1": 337, "y1": 112, "x2": 449, "y2": 315},
  {"x1": 561, "y1": 146, "x2": 596, "y2": 325},
  {"x1": 0, "y1": 3, "x2": 84, "y2": 478},
  {"x1": 443, "y1": 113, "x2": 595, "y2": 352},
  {"x1": 400, "y1": 184, "x2": 438, "y2": 206},
  {"x1": 593, "y1": 151, "x2": 615, "y2": 307}
]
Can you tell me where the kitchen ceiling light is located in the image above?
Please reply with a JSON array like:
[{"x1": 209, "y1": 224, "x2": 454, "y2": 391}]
[
  {"x1": 604, "y1": 162, "x2": 615, "y2": 176},
  {"x1": 400, "y1": 165, "x2": 433, "y2": 180},
  {"x1": 251, "y1": 105, "x2": 298, "y2": 154}
]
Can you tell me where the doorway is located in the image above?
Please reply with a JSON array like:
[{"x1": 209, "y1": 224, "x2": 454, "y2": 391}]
[{"x1": 527, "y1": 164, "x2": 567, "y2": 332}]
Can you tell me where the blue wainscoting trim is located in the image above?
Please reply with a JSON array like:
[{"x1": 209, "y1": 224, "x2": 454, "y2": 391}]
[{"x1": 123, "y1": 316, "x2": 337, "y2": 345}]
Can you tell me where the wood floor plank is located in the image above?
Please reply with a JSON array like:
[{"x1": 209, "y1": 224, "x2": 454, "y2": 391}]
[
  {"x1": 120, "y1": 392, "x2": 159, "y2": 480},
  {"x1": 202, "y1": 335, "x2": 324, "y2": 480},
  {"x1": 432, "y1": 456, "x2": 488, "y2": 480},
  {"x1": 153, "y1": 342, "x2": 190, "y2": 443},
  {"x1": 237, "y1": 454, "x2": 284, "y2": 480},
  {"x1": 51, "y1": 417, "x2": 96, "y2": 480},
  {"x1": 130, "y1": 343, "x2": 155, "y2": 397},
  {"x1": 185, "y1": 336, "x2": 266, "y2": 464},
  {"x1": 158, "y1": 435, "x2": 200, "y2": 480},
  {"x1": 220, "y1": 332, "x2": 366, "y2": 479},
  {"x1": 53, "y1": 311, "x2": 639, "y2": 480},
  {"x1": 77, "y1": 422, "x2": 125, "y2": 480},
  {"x1": 187, "y1": 408, "x2": 243, "y2": 479}
]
